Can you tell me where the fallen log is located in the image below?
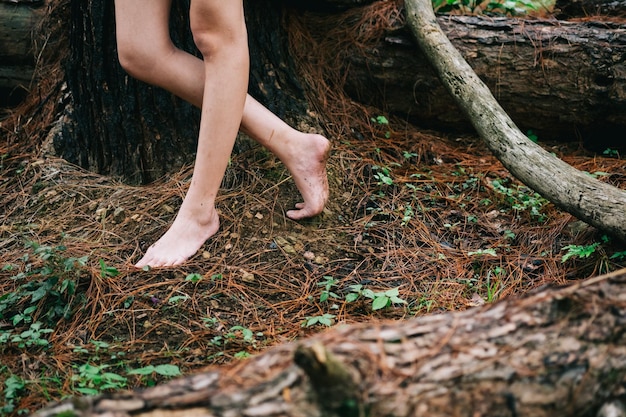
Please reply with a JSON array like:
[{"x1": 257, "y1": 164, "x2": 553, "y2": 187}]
[
  {"x1": 338, "y1": 13, "x2": 626, "y2": 147},
  {"x1": 555, "y1": 0, "x2": 626, "y2": 16},
  {"x1": 0, "y1": 1, "x2": 40, "y2": 105},
  {"x1": 32, "y1": 268, "x2": 626, "y2": 416}
]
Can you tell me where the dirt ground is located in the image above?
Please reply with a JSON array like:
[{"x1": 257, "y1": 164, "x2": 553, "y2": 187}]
[{"x1": 1, "y1": 117, "x2": 625, "y2": 414}]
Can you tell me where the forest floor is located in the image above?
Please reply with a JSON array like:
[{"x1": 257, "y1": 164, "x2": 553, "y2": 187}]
[{"x1": 1, "y1": 116, "x2": 626, "y2": 414}]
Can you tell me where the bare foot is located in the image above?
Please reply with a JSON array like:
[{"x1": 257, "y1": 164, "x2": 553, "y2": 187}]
[
  {"x1": 135, "y1": 208, "x2": 220, "y2": 268},
  {"x1": 283, "y1": 133, "x2": 331, "y2": 220}
]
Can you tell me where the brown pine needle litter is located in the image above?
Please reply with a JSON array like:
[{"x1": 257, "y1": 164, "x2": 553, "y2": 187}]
[
  {"x1": 1, "y1": 1, "x2": 626, "y2": 414},
  {"x1": 2, "y1": 119, "x2": 625, "y2": 412}
]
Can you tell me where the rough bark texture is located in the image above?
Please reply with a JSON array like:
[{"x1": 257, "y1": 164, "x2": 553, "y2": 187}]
[
  {"x1": 341, "y1": 14, "x2": 626, "y2": 149},
  {"x1": 32, "y1": 268, "x2": 626, "y2": 417},
  {"x1": 0, "y1": 1, "x2": 40, "y2": 105},
  {"x1": 404, "y1": 0, "x2": 626, "y2": 242},
  {"x1": 46, "y1": 0, "x2": 311, "y2": 184},
  {"x1": 555, "y1": 0, "x2": 626, "y2": 16}
]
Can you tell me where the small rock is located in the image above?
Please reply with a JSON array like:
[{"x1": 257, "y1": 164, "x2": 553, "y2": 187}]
[
  {"x1": 202, "y1": 251, "x2": 211, "y2": 259},
  {"x1": 314, "y1": 256, "x2": 328, "y2": 265},
  {"x1": 255, "y1": 212, "x2": 264, "y2": 219},
  {"x1": 95, "y1": 207, "x2": 107, "y2": 220},
  {"x1": 303, "y1": 251, "x2": 315, "y2": 261},
  {"x1": 241, "y1": 270, "x2": 255, "y2": 283}
]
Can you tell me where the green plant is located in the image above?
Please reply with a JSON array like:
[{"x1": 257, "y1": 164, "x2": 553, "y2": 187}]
[
  {"x1": 468, "y1": 248, "x2": 497, "y2": 257},
  {"x1": 561, "y1": 243, "x2": 600, "y2": 262},
  {"x1": 318, "y1": 276, "x2": 339, "y2": 302},
  {"x1": 371, "y1": 115, "x2": 391, "y2": 138},
  {"x1": 184, "y1": 273, "x2": 203, "y2": 283},
  {"x1": 603, "y1": 148, "x2": 619, "y2": 158},
  {"x1": 433, "y1": 0, "x2": 538, "y2": 15},
  {"x1": 610, "y1": 251, "x2": 626, "y2": 261},
  {"x1": 99, "y1": 259, "x2": 119, "y2": 278},
  {"x1": 372, "y1": 165, "x2": 394, "y2": 186},
  {"x1": 233, "y1": 351, "x2": 251, "y2": 360},
  {"x1": 10, "y1": 321, "x2": 53, "y2": 348},
  {"x1": 401, "y1": 205, "x2": 414, "y2": 226},
  {"x1": 71, "y1": 363, "x2": 127, "y2": 395},
  {"x1": 127, "y1": 364, "x2": 181, "y2": 378},
  {"x1": 491, "y1": 178, "x2": 548, "y2": 221},
  {"x1": 301, "y1": 314, "x2": 336, "y2": 327},
  {"x1": 485, "y1": 267, "x2": 504, "y2": 303},
  {"x1": 346, "y1": 285, "x2": 407, "y2": 311},
  {"x1": 1, "y1": 372, "x2": 26, "y2": 415},
  {"x1": 0, "y1": 242, "x2": 87, "y2": 332}
]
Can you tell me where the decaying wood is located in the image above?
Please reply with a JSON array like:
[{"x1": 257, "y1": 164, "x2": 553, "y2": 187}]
[
  {"x1": 404, "y1": 0, "x2": 626, "y2": 242},
  {"x1": 341, "y1": 14, "x2": 626, "y2": 145},
  {"x1": 555, "y1": 0, "x2": 626, "y2": 16},
  {"x1": 0, "y1": 2, "x2": 38, "y2": 90},
  {"x1": 33, "y1": 269, "x2": 626, "y2": 417}
]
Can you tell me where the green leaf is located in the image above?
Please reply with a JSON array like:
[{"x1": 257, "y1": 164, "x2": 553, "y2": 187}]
[
  {"x1": 362, "y1": 289, "x2": 375, "y2": 299},
  {"x1": 154, "y1": 364, "x2": 182, "y2": 376},
  {"x1": 185, "y1": 273, "x2": 202, "y2": 283},
  {"x1": 372, "y1": 296, "x2": 390, "y2": 311},
  {"x1": 128, "y1": 366, "x2": 155, "y2": 375},
  {"x1": 168, "y1": 296, "x2": 189, "y2": 305},
  {"x1": 345, "y1": 293, "x2": 359, "y2": 303}
]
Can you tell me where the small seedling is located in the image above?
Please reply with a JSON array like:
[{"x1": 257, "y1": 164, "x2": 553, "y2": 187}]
[
  {"x1": 99, "y1": 260, "x2": 119, "y2": 278},
  {"x1": 318, "y1": 276, "x2": 339, "y2": 302},
  {"x1": 561, "y1": 243, "x2": 600, "y2": 262},
  {"x1": 468, "y1": 248, "x2": 497, "y2": 257},
  {"x1": 301, "y1": 314, "x2": 336, "y2": 327},
  {"x1": 372, "y1": 165, "x2": 394, "y2": 186},
  {"x1": 127, "y1": 364, "x2": 181, "y2": 378},
  {"x1": 346, "y1": 285, "x2": 407, "y2": 311},
  {"x1": 603, "y1": 148, "x2": 619, "y2": 157},
  {"x1": 184, "y1": 273, "x2": 203, "y2": 283}
]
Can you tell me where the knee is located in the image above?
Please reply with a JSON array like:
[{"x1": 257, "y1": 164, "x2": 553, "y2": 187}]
[
  {"x1": 190, "y1": 20, "x2": 247, "y2": 61},
  {"x1": 116, "y1": 39, "x2": 166, "y2": 81}
]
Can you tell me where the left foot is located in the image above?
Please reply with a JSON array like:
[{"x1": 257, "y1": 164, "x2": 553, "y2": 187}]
[{"x1": 135, "y1": 206, "x2": 220, "y2": 268}]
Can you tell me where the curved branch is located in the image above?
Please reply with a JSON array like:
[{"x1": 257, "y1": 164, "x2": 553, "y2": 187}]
[{"x1": 404, "y1": 0, "x2": 626, "y2": 242}]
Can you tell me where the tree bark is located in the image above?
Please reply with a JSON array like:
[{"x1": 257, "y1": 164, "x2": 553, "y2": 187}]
[
  {"x1": 340, "y1": 14, "x2": 626, "y2": 149},
  {"x1": 44, "y1": 0, "x2": 312, "y2": 184},
  {"x1": 554, "y1": 0, "x2": 626, "y2": 17},
  {"x1": 404, "y1": 0, "x2": 626, "y2": 242},
  {"x1": 0, "y1": 1, "x2": 40, "y2": 106},
  {"x1": 32, "y1": 268, "x2": 626, "y2": 417}
]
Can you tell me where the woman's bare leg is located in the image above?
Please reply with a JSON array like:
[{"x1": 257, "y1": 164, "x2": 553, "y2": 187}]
[{"x1": 115, "y1": 0, "x2": 329, "y2": 266}]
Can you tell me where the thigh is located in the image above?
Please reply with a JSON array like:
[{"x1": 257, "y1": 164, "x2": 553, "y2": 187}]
[{"x1": 114, "y1": 0, "x2": 173, "y2": 50}]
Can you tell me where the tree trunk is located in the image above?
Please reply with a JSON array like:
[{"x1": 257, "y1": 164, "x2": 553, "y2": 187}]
[
  {"x1": 44, "y1": 0, "x2": 311, "y2": 184},
  {"x1": 32, "y1": 268, "x2": 626, "y2": 417}
]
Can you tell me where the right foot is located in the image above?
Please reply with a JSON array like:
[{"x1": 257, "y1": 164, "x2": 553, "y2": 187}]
[
  {"x1": 282, "y1": 133, "x2": 331, "y2": 220},
  {"x1": 135, "y1": 207, "x2": 220, "y2": 268}
]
